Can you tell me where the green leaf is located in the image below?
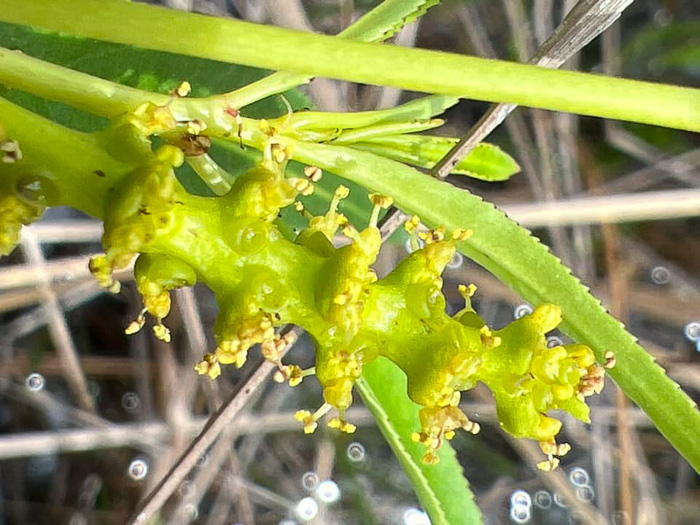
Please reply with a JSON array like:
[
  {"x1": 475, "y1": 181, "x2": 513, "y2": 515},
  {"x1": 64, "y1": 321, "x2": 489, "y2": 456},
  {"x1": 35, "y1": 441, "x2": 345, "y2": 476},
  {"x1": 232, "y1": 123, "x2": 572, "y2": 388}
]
[
  {"x1": 352, "y1": 136, "x2": 521, "y2": 181},
  {"x1": 358, "y1": 358, "x2": 482, "y2": 525},
  {"x1": 0, "y1": 21, "x2": 309, "y2": 132},
  {"x1": 339, "y1": 0, "x2": 441, "y2": 42},
  {"x1": 285, "y1": 139, "x2": 700, "y2": 473}
]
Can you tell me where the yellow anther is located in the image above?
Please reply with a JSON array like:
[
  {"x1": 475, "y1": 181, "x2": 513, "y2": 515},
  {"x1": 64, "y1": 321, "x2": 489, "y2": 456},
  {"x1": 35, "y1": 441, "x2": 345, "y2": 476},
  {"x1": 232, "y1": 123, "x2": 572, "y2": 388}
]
[
  {"x1": 125, "y1": 317, "x2": 145, "y2": 335},
  {"x1": 604, "y1": 350, "x2": 616, "y2": 369},
  {"x1": 303, "y1": 165, "x2": 323, "y2": 182},
  {"x1": 0, "y1": 140, "x2": 21, "y2": 163},
  {"x1": 537, "y1": 457, "x2": 560, "y2": 471},
  {"x1": 328, "y1": 417, "x2": 356, "y2": 434},
  {"x1": 540, "y1": 439, "x2": 571, "y2": 457},
  {"x1": 451, "y1": 228, "x2": 472, "y2": 241},
  {"x1": 185, "y1": 119, "x2": 207, "y2": 135},
  {"x1": 269, "y1": 143, "x2": 290, "y2": 163},
  {"x1": 174, "y1": 81, "x2": 192, "y2": 97},
  {"x1": 458, "y1": 283, "x2": 477, "y2": 298},
  {"x1": 291, "y1": 178, "x2": 314, "y2": 196},
  {"x1": 466, "y1": 421, "x2": 481, "y2": 434},
  {"x1": 294, "y1": 410, "x2": 318, "y2": 434},
  {"x1": 334, "y1": 185, "x2": 350, "y2": 199},
  {"x1": 153, "y1": 323, "x2": 171, "y2": 343},
  {"x1": 369, "y1": 193, "x2": 393, "y2": 209},
  {"x1": 404, "y1": 215, "x2": 421, "y2": 234},
  {"x1": 294, "y1": 201, "x2": 305, "y2": 212},
  {"x1": 368, "y1": 193, "x2": 393, "y2": 227},
  {"x1": 195, "y1": 353, "x2": 221, "y2": 380},
  {"x1": 421, "y1": 228, "x2": 445, "y2": 244}
]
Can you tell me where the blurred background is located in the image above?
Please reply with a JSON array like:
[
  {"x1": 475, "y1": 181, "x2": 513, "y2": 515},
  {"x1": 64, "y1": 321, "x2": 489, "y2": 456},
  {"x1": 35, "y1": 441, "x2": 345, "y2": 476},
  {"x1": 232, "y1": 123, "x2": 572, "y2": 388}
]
[{"x1": 0, "y1": 0, "x2": 699, "y2": 523}]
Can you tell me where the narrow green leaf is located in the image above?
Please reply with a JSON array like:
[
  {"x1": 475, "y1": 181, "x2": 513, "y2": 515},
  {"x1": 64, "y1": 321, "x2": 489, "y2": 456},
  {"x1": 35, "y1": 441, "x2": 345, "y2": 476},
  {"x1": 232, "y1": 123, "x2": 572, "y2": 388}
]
[
  {"x1": 0, "y1": 21, "x2": 308, "y2": 132},
  {"x1": 285, "y1": 139, "x2": 700, "y2": 473},
  {"x1": 352, "y1": 137, "x2": 521, "y2": 181},
  {"x1": 358, "y1": 358, "x2": 482, "y2": 525},
  {"x1": 287, "y1": 95, "x2": 458, "y2": 131},
  {"x1": 340, "y1": 0, "x2": 441, "y2": 42}
]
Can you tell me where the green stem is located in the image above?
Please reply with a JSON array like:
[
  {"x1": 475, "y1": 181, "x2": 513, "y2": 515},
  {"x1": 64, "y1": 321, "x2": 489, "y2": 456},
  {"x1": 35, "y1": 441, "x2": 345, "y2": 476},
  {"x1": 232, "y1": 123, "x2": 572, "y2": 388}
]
[{"x1": 3, "y1": 0, "x2": 699, "y2": 131}]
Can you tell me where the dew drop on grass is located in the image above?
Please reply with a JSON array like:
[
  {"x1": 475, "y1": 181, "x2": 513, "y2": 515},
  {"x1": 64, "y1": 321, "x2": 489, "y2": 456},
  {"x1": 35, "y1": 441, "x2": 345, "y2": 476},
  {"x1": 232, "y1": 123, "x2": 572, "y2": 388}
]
[
  {"x1": 121, "y1": 392, "x2": 140, "y2": 412},
  {"x1": 576, "y1": 486, "x2": 595, "y2": 503},
  {"x1": 509, "y1": 505, "x2": 531, "y2": 523},
  {"x1": 568, "y1": 467, "x2": 590, "y2": 487},
  {"x1": 295, "y1": 497, "x2": 318, "y2": 522},
  {"x1": 447, "y1": 251, "x2": 463, "y2": 269},
  {"x1": 25, "y1": 373, "x2": 45, "y2": 392},
  {"x1": 514, "y1": 304, "x2": 533, "y2": 319},
  {"x1": 315, "y1": 480, "x2": 340, "y2": 504},
  {"x1": 301, "y1": 471, "x2": 319, "y2": 491},
  {"x1": 346, "y1": 441, "x2": 366, "y2": 463},
  {"x1": 510, "y1": 489, "x2": 531, "y2": 508},
  {"x1": 128, "y1": 458, "x2": 148, "y2": 480},
  {"x1": 650, "y1": 266, "x2": 670, "y2": 285},
  {"x1": 403, "y1": 507, "x2": 430, "y2": 525},
  {"x1": 684, "y1": 322, "x2": 700, "y2": 342},
  {"x1": 547, "y1": 336, "x2": 564, "y2": 348},
  {"x1": 534, "y1": 490, "x2": 552, "y2": 509}
]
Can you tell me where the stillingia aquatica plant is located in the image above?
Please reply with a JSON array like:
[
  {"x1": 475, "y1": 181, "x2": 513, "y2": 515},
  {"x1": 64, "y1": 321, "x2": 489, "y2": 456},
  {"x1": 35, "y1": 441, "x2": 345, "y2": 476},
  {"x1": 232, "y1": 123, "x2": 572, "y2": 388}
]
[{"x1": 1, "y1": 1, "x2": 699, "y2": 523}]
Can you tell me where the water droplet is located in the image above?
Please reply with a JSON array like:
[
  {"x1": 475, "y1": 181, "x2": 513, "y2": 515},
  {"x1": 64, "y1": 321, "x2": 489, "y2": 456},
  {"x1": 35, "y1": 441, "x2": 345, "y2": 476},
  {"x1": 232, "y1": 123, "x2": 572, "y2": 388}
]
[
  {"x1": 25, "y1": 373, "x2": 45, "y2": 392},
  {"x1": 121, "y1": 392, "x2": 140, "y2": 412},
  {"x1": 403, "y1": 507, "x2": 431, "y2": 525},
  {"x1": 533, "y1": 490, "x2": 552, "y2": 509},
  {"x1": 301, "y1": 471, "x2": 319, "y2": 491},
  {"x1": 14, "y1": 175, "x2": 59, "y2": 207},
  {"x1": 684, "y1": 322, "x2": 700, "y2": 342},
  {"x1": 510, "y1": 490, "x2": 531, "y2": 508},
  {"x1": 575, "y1": 485, "x2": 595, "y2": 503},
  {"x1": 514, "y1": 304, "x2": 533, "y2": 319},
  {"x1": 128, "y1": 458, "x2": 148, "y2": 480},
  {"x1": 404, "y1": 237, "x2": 425, "y2": 254},
  {"x1": 568, "y1": 467, "x2": 590, "y2": 487},
  {"x1": 227, "y1": 218, "x2": 271, "y2": 255},
  {"x1": 650, "y1": 266, "x2": 670, "y2": 285},
  {"x1": 346, "y1": 441, "x2": 366, "y2": 463},
  {"x1": 447, "y1": 251, "x2": 463, "y2": 269},
  {"x1": 315, "y1": 480, "x2": 341, "y2": 504},
  {"x1": 509, "y1": 505, "x2": 531, "y2": 523},
  {"x1": 553, "y1": 492, "x2": 568, "y2": 508},
  {"x1": 547, "y1": 336, "x2": 564, "y2": 348},
  {"x1": 295, "y1": 497, "x2": 318, "y2": 522}
]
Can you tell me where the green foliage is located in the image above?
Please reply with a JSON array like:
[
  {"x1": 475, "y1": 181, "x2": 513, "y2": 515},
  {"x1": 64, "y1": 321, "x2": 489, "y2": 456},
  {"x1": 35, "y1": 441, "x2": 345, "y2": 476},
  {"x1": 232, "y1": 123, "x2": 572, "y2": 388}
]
[{"x1": 2, "y1": 2, "x2": 700, "y2": 523}]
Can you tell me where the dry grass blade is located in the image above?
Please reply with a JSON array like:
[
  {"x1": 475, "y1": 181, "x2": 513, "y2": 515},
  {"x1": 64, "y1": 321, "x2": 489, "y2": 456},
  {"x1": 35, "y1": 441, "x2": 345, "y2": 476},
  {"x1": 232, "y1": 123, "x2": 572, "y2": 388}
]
[
  {"x1": 379, "y1": 0, "x2": 634, "y2": 238},
  {"x1": 431, "y1": 0, "x2": 634, "y2": 180}
]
